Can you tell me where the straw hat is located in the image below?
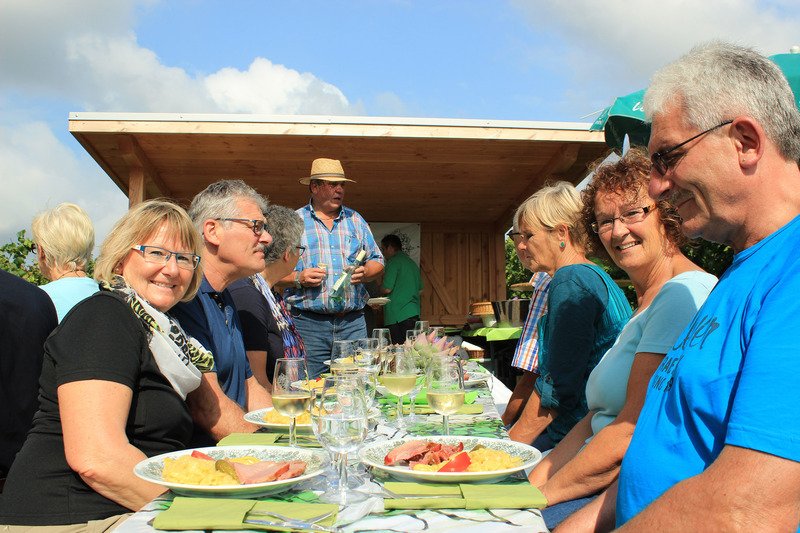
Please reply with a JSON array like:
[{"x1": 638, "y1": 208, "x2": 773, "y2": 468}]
[{"x1": 299, "y1": 158, "x2": 357, "y2": 185}]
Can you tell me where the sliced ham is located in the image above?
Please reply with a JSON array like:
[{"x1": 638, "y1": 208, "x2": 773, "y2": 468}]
[
  {"x1": 384, "y1": 440, "x2": 464, "y2": 466},
  {"x1": 276, "y1": 461, "x2": 307, "y2": 480},
  {"x1": 409, "y1": 443, "x2": 464, "y2": 467},
  {"x1": 384, "y1": 440, "x2": 437, "y2": 465},
  {"x1": 231, "y1": 460, "x2": 290, "y2": 484}
]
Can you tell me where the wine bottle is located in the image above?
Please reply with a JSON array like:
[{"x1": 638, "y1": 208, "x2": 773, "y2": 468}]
[{"x1": 330, "y1": 246, "x2": 367, "y2": 298}]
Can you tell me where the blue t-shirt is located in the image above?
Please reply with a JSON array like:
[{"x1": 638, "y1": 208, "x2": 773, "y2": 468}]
[
  {"x1": 617, "y1": 215, "x2": 800, "y2": 527},
  {"x1": 586, "y1": 271, "x2": 717, "y2": 436},
  {"x1": 40, "y1": 277, "x2": 99, "y2": 322},
  {"x1": 170, "y1": 277, "x2": 253, "y2": 408}
]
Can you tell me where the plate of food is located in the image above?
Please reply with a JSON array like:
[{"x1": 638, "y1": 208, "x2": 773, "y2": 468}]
[
  {"x1": 360, "y1": 436, "x2": 541, "y2": 483},
  {"x1": 367, "y1": 297, "x2": 390, "y2": 307},
  {"x1": 244, "y1": 407, "x2": 313, "y2": 433},
  {"x1": 134, "y1": 445, "x2": 326, "y2": 498}
]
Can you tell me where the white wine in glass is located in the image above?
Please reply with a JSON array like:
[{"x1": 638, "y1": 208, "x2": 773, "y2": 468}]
[
  {"x1": 272, "y1": 358, "x2": 311, "y2": 447},
  {"x1": 379, "y1": 346, "x2": 420, "y2": 428},
  {"x1": 426, "y1": 356, "x2": 465, "y2": 436}
]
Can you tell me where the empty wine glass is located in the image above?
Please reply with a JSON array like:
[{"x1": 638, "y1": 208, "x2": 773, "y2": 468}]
[
  {"x1": 379, "y1": 345, "x2": 420, "y2": 428},
  {"x1": 354, "y1": 338, "x2": 381, "y2": 372},
  {"x1": 414, "y1": 320, "x2": 430, "y2": 334},
  {"x1": 272, "y1": 358, "x2": 311, "y2": 447},
  {"x1": 371, "y1": 327, "x2": 391, "y2": 347},
  {"x1": 330, "y1": 339, "x2": 357, "y2": 375},
  {"x1": 426, "y1": 356, "x2": 465, "y2": 436},
  {"x1": 315, "y1": 375, "x2": 369, "y2": 504}
]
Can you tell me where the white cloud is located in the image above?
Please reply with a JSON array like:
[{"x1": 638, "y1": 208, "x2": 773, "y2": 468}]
[
  {"x1": 512, "y1": 0, "x2": 800, "y2": 96},
  {"x1": 0, "y1": 0, "x2": 372, "y2": 248},
  {"x1": 205, "y1": 57, "x2": 353, "y2": 115},
  {"x1": 0, "y1": 120, "x2": 128, "y2": 247}
]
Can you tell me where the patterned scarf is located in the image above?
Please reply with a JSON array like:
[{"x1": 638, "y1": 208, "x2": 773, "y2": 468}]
[
  {"x1": 252, "y1": 274, "x2": 307, "y2": 359},
  {"x1": 101, "y1": 276, "x2": 214, "y2": 399}
]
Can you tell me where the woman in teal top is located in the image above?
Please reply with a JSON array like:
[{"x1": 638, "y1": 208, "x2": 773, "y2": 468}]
[
  {"x1": 508, "y1": 181, "x2": 632, "y2": 451},
  {"x1": 528, "y1": 150, "x2": 716, "y2": 530},
  {"x1": 32, "y1": 203, "x2": 99, "y2": 321}
]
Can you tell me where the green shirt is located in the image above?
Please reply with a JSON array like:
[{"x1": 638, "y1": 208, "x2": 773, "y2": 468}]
[{"x1": 382, "y1": 251, "x2": 422, "y2": 325}]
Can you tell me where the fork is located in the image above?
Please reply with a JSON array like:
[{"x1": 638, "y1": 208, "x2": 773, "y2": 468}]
[
  {"x1": 245, "y1": 509, "x2": 337, "y2": 532},
  {"x1": 380, "y1": 486, "x2": 461, "y2": 499}
]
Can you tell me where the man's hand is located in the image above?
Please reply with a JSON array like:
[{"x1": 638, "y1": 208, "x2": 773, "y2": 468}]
[
  {"x1": 350, "y1": 265, "x2": 367, "y2": 284},
  {"x1": 299, "y1": 267, "x2": 326, "y2": 287}
]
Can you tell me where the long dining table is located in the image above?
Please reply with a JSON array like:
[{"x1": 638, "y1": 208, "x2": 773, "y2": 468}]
[{"x1": 115, "y1": 373, "x2": 548, "y2": 533}]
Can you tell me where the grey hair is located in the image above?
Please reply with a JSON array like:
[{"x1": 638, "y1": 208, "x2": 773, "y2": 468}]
[
  {"x1": 644, "y1": 41, "x2": 800, "y2": 161},
  {"x1": 263, "y1": 204, "x2": 304, "y2": 264},
  {"x1": 187, "y1": 179, "x2": 269, "y2": 232}
]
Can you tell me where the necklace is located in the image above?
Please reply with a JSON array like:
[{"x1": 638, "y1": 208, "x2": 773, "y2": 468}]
[{"x1": 55, "y1": 269, "x2": 86, "y2": 280}]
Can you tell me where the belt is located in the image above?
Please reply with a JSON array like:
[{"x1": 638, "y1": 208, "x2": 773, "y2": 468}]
[{"x1": 300, "y1": 308, "x2": 364, "y2": 319}]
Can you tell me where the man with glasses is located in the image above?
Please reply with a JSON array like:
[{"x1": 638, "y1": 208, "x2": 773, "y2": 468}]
[
  {"x1": 171, "y1": 179, "x2": 274, "y2": 445},
  {"x1": 230, "y1": 204, "x2": 308, "y2": 390},
  {"x1": 282, "y1": 158, "x2": 384, "y2": 378},
  {"x1": 565, "y1": 43, "x2": 800, "y2": 531}
]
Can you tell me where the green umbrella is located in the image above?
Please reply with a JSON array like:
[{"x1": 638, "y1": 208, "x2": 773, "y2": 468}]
[
  {"x1": 591, "y1": 53, "x2": 800, "y2": 151},
  {"x1": 589, "y1": 89, "x2": 648, "y2": 150},
  {"x1": 768, "y1": 53, "x2": 800, "y2": 108}
]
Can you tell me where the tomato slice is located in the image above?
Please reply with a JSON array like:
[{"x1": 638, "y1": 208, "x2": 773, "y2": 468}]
[
  {"x1": 191, "y1": 450, "x2": 214, "y2": 461},
  {"x1": 438, "y1": 451, "x2": 471, "y2": 472}
]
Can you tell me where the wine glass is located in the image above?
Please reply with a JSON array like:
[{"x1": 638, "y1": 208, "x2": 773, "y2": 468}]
[
  {"x1": 272, "y1": 358, "x2": 311, "y2": 447},
  {"x1": 314, "y1": 375, "x2": 369, "y2": 504},
  {"x1": 379, "y1": 345, "x2": 420, "y2": 428},
  {"x1": 414, "y1": 320, "x2": 430, "y2": 333},
  {"x1": 330, "y1": 339, "x2": 357, "y2": 375},
  {"x1": 371, "y1": 327, "x2": 392, "y2": 347},
  {"x1": 372, "y1": 328, "x2": 393, "y2": 371},
  {"x1": 355, "y1": 338, "x2": 381, "y2": 372},
  {"x1": 426, "y1": 356, "x2": 465, "y2": 436},
  {"x1": 429, "y1": 326, "x2": 445, "y2": 339}
]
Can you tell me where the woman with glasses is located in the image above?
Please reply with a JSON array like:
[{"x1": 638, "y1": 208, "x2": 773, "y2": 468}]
[
  {"x1": 0, "y1": 200, "x2": 213, "y2": 529},
  {"x1": 230, "y1": 204, "x2": 307, "y2": 391},
  {"x1": 31, "y1": 202, "x2": 99, "y2": 321},
  {"x1": 527, "y1": 149, "x2": 717, "y2": 529},
  {"x1": 507, "y1": 181, "x2": 631, "y2": 452}
]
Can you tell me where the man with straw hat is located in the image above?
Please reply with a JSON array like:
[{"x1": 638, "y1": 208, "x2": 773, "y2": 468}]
[{"x1": 280, "y1": 158, "x2": 383, "y2": 377}]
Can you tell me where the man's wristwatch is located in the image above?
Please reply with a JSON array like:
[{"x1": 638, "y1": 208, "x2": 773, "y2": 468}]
[{"x1": 294, "y1": 271, "x2": 302, "y2": 289}]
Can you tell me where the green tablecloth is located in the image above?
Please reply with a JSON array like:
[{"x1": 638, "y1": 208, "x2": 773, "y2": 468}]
[{"x1": 461, "y1": 326, "x2": 522, "y2": 341}]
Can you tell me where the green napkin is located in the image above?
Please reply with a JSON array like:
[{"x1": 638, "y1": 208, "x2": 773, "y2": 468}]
[
  {"x1": 380, "y1": 482, "x2": 546, "y2": 510},
  {"x1": 217, "y1": 433, "x2": 280, "y2": 446},
  {"x1": 153, "y1": 496, "x2": 338, "y2": 531},
  {"x1": 380, "y1": 390, "x2": 479, "y2": 406},
  {"x1": 218, "y1": 432, "x2": 321, "y2": 448},
  {"x1": 461, "y1": 482, "x2": 547, "y2": 509},
  {"x1": 402, "y1": 403, "x2": 484, "y2": 415},
  {"x1": 154, "y1": 497, "x2": 254, "y2": 530},
  {"x1": 382, "y1": 482, "x2": 464, "y2": 510}
]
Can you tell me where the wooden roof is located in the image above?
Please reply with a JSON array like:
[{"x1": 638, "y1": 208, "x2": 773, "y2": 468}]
[{"x1": 68, "y1": 113, "x2": 608, "y2": 229}]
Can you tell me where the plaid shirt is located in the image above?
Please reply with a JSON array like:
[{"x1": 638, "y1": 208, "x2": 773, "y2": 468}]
[
  {"x1": 286, "y1": 202, "x2": 383, "y2": 313},
  {"x1": 511, "y1": 271, "x2": 552, "y2": 372}
]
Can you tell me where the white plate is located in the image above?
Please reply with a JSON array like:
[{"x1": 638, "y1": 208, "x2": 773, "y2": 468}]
[
  {"x1": 244, "y1": 407, "x2": 313, "y2": 432},
  {"x1": 360, "y1": 436, "x2": 541, "y2": 484},
  {"x1": 133, "y1": 445, "x2": 326, "y2": 498},
  {"x1": 464, "y1": 371, "x2": 492, "y2": 385},
  {"x1": 245, "y1": 407, "x2": 380, "y2": 432},
  {"x1": 367, "y1": 297, "x2": 390, "y2": 306}
]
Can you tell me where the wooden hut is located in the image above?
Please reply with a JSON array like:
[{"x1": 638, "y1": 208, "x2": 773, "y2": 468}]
[{"x1": 69, "y1": 113, "x2": 607, "y2": 325}]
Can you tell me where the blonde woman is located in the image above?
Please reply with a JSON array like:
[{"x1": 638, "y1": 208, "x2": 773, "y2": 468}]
[
  {"x1": 0, "y1": 200, "x2": 213, "y2": 529},
  {"x1": 507, "y1": 182, "x2": 632, "y2": 451},
  {"x1": 31, "y1": 203, "x2": 98, "y2": 321}
]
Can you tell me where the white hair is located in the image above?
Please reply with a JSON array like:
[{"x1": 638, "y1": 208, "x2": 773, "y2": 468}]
[{"x1": 644, "y1": 41, "x2": 800, "y2": 161}]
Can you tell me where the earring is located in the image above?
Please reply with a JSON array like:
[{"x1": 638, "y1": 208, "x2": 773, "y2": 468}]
[{"x1": 559, "y1": 241, "x2": 566, "y2": 249}]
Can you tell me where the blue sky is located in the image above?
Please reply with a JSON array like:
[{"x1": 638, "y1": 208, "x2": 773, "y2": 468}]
[{"x1": 2, "y1": 0, "x2": 799, "y2": 246}]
